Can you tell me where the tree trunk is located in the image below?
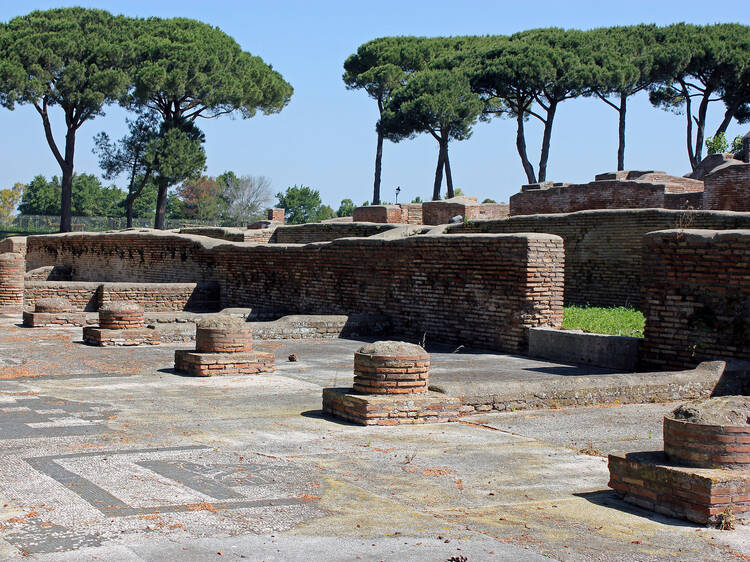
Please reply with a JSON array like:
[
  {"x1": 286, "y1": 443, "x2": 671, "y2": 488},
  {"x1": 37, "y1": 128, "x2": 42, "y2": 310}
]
[
  {"x1": 681, "y1": 81, "x2": 696, "y2": 170},
  {"x1": 693, "y1": 90, "x2": 711, "y2": 168},
  {"x1": 617, "y1": 93, "x2": 627, "y2": 171},
  {"x1": 432, "y1": 138, "x2": 446, "y2": 201},
  {"x1": 125, "y1": 195, "x2": 134, "y2": 228},
  {"x1": 154, "y1": 180, "x2": 168, "y2": 230},
  {"x1": 373, "y1": 130, "x2": 384, "y2": 205},
  {"x1": 59, "y1": 129, "x2": 76, "y2": 232},
  {"x1": 444, "y1": 143, "x2": 454, "y2": 199},
  {"x1": 537, "y1": 100, "x2": 557, "y2": 182},
  {"x1": 714, "y1": 99, "x2": 741, "y2": 138},
  {"x1": 515, "y1": 111, "x2": 536, "y2": 184}
]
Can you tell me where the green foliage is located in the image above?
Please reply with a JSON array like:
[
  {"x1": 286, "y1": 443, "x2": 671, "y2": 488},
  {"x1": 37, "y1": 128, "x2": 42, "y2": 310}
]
[
  {"x1": 0, "y1": 183, "x2": 23, "y2": 222},
  {"x1": 0, "y1": 7, "x2": 134, "y2": 231},
  {"x1": 18, "y1": 174, "x2": 123, "y2": 217},
  {"x1": 276, "y1": 185, "x2": 333, "y2": 224},
  {"x1": 706, "y1": 132, "x2": 729, "y2": 155},
  {"x1": 411, "y1": 196, "x2": 423, "y2": 203},
  {"x1": 732, "y1": 135, "x2": 745, "y2": 153},
  {"x1": 131, "y1": 17, "x2": 293, "y2": 122},
  {"x1": 336, "y1": 198, "x2": 356, "y2": 217},
  {"x1": 562, "y1": 306, "x2": 645, "y2": 338},
  {"x1": 482, "y1": 198, "x2": 496, "y2": 203}
]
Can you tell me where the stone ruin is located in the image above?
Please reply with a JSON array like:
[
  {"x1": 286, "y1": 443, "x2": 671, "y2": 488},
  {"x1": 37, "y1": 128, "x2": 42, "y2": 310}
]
[
  {"x1": 174, "y1": 316, "x2": 275, "y2": 377},
  {"x1": 610, "y1": 396, "x2": 750, "y2": 526},
  {"x1": 322, "y1": 341, "x2": 461, "y2": 425},
  {"x1": 83, "y1": 301, "x2": 160, "y2": 346},
  {"x1": 0, "y1": 142, "x2": 747, "y2": 526},
  {"x1": 22, "y1": 297, "x2": 87, "y2": 327}
]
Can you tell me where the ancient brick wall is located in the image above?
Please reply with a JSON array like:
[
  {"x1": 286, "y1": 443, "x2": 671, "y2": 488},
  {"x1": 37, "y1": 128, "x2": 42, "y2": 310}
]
[
  {"x1": 399, "y1": 204, "x2": 423, "y2": 224},
  {"x1": 99, "y1": 282, "x2": 219, "y2": 311},
  {"x1": 478, "y1": 203, "x2": 510, "y2": 220},
  {"x1": 24, "y1": 280, "x2": 220, "y2": 312},
  {"x1": 448, "y1": 209, "x2": 750, "y2": 308},
  {"x1": 269, "y1": 223, "x2": 399, "y2": 244},
  {"x1": 664, "y1": 191, "x2": 704, "y2": 210},
  {"x1": 0, "y1": 236, "x2": 26, "y2": 256},
  {"x1": 703, "y1": 163, "x2": 750, "y2": 212},
  {"x1": 24, "y1": 281, "x2": 101, "y2": 311},
  {"x1": 25, "y1": 231, "x2": 564, "y2": 353},
  {"x1": 640, "y1": 229, "x2": 750, "y2": 370},
  {"x1": 422, "y1": 198, "x2": 482, "y2": 225},
  {"x1": 509, "y1": 181, "x2": 668, "y2": 216},
  {"x1": 352, "y1": 205, "x2": 403, "y2": 224}
]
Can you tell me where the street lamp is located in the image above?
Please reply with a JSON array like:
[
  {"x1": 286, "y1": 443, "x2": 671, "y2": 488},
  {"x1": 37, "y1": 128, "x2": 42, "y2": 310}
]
[{"x1": 395, "y1": 186, "x2": 401, "y2": 204}]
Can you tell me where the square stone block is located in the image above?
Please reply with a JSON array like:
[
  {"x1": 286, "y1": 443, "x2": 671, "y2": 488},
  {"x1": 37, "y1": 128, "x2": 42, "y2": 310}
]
[
  {"x1": 83, "y1": 326, "x2": 160, "y2": 347},
  {"x1": 322, "y1": 387, "x2": 462, "y2": 426},
  {"x1": 608, "y1": 451, "x2": 750, "y2": 525},
  {"x1": 174, "y1": 350, "x2": 275, "y2": 377},
  {"x1": 23, "y1": 311, "x2": 89, "y2": 327}
]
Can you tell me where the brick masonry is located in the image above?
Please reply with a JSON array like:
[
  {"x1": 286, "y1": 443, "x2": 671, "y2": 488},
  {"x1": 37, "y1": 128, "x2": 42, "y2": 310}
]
[
  {"x1": 24, "y1": 281, "x2": 220, "y2": 312},
  {"x1": 82, "y1": 327, "x2": 161, "y2": 346},
  {"x1": 703, "y1": 163, "x2": 750, "y2": 212},
  {"x1": 509, "y1": 172, "x2": 704, "y2": 216},
  {"x1": 352, "y1": 201, "x2": 508, "y2": 225},
  {"x1": 0, "y1": 252, "x2": 25, "y2": 312},
  {"x1": 174, "y1": 350, "x2": 274, "y2": 377},
  {"x1": 321, "y1": 388, "x2": 462, "y2": 426},
  {"x1": 608, "y1": 451, "x2": 750, "y2": 525},
  {"x1": 663, "y1": 416, "x2": 750, "y2": 468},
  {"x1": 269, "y1": 222, "x2": 399, "y2": 244},
  {"x1": 640, "y1": 229, "x2": 750, "y2": 370},
  {"x1": 25, "y1": 231, "x2": 564, "y2": 353},
  {"x1": 22, "y1": 310, "x2": 89, "y2": 327},
  {"x1": 448, "y1": 209, "x2": 750, "y2": 308}
]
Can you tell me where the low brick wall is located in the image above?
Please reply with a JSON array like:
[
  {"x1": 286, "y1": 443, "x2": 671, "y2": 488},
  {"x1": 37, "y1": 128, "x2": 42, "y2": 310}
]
[
  {"x1": 448, "y1": 209, "x2": 750, "y2": 308},
  {"x1": 25, "y1": 231, "x2": 565, "y2": 353},
  {"x1": 608, "y1": 451, "x2": 750, "y2": 525},
  {"x1": 25, "y1": 281, "x2": 101, "y2": 311},
  {"x1": 640, "y1": 229, "x2": 750, "y2": 370},
  {"x1": 527, "y1": 327, "x2": 641, "y2": 371},
  {"x1": 352, "y1": 205, "x2": 402, "y2": 223},
  {"x1": 99, "y1": 282, "x2": 219, "y2": 311},
  {"x1": 509, "y1": 173, "x2": 704, "y2": 216},
  {"x1": 24, "y1": 281, "x2": 220, "y2": 312},
  {"x1": 269, "y1": 223, "x2": 398, "y2": 244}
]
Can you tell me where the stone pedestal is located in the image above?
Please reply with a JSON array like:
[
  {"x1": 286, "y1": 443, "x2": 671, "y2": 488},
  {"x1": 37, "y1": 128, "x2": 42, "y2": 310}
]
[
  {"x1": 174, "y1": 317, "x2": 274, "y2": 377},
  {"x1": 609, "y1": 396, "x2": 750, "y2": 526},
  {"x1": 23, "y1": 297, "x2": 88, "y2": 327},
  {"x1": 98, "y1": 302, "x2": 145, "y2": 329},
  {"x1": 83, "y1": 301, "x2": 158, "y2": 346},
  {"x1": 323, "y1": 341, "x2": 460, "y2": 426}
]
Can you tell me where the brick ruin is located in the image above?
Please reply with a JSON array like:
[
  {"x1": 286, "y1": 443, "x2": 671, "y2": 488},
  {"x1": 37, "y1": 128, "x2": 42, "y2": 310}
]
[
  {"x1": 610, "y1": 396, "x2": 750, "y2": 525},
  {"x1": 352, "y1": 197, "x2": 509, "y2": 225},
  {"x1": 509, "y1": 161, "x2": 750, "y2": 216},
  {"x1": 0, "y1": 150, "x2": 749, "y2": 526},
  {"x1": 20, "y1": 230, "x2": 564, "y2": 354},
  {"x1": 174, "y1": 317, "x2": 275, "y2": 376}
]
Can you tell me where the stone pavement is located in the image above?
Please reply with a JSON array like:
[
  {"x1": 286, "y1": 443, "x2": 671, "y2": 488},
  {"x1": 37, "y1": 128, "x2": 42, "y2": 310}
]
[{"x1": 0, "y1": 316, "x2": 749, "y2": 560}]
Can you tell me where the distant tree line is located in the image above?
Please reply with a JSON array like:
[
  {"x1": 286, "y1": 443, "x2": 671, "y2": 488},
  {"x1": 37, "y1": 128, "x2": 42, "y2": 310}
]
[
  {"x1": 0, "y1": 8, "x2": 293, "y2": 232},
  {"x1": 344, "y1": 25, "x2": 750, "y2": 204},
  {"x1": 11, "y1": 170, "x2": 273, "y2": 227}
]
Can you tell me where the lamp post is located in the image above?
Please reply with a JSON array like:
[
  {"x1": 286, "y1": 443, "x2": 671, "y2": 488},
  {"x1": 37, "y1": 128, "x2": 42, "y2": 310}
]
[{"x1": 395, "y1": 186, "x2": 401, "y2": 204}]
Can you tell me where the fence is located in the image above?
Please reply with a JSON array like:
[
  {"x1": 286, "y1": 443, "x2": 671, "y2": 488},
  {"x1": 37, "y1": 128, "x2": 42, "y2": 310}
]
[{"x1": 2, "y1": 215, "x2": 224, "y2": 233}]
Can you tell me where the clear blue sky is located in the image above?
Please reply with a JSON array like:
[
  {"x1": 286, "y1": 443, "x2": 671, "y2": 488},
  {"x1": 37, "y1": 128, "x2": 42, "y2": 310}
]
[{"x1": 1, "y1": 1, "x2": 748, "y2": 208}]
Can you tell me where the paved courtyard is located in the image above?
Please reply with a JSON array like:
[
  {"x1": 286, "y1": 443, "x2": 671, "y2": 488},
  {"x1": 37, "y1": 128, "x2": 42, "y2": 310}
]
[{"x1": 0, "y1": 316, "x2": 749, "y2": 560}]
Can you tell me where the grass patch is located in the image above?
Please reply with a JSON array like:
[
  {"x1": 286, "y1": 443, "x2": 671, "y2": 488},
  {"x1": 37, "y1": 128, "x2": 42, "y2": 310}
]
[{"x1": 562, "y1": 305, "x2": 645, "y2": 338}]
